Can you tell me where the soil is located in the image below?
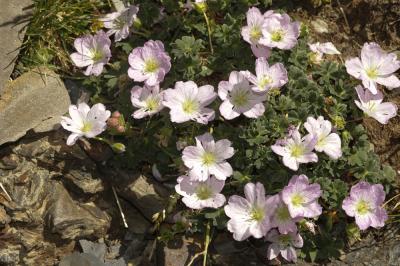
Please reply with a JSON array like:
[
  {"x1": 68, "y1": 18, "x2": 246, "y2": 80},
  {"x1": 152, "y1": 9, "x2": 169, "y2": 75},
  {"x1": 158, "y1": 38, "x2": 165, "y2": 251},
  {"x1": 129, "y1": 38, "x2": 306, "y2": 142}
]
[{"x1": 290, "y1": 0, "x2": 400, "y2": 176}]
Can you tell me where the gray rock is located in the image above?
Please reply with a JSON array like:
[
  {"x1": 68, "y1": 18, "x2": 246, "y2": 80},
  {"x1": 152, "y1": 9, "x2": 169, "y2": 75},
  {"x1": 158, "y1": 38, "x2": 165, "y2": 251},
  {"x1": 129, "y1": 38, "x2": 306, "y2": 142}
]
[
  {"x1": 59, "y1": 252, "x2": 107, "y2": 266},
  {"x1": 119, "y1": 197, "x2": 150, "y2": 234},
  {"x1": 64, "y1": 169, "x2": 104, "y2": 194},
  {"x1": 64, "y1": 79, "x2": 91, "y2": 105},
  {"x1": 0, "y1": 205, "x2": 10, "y2": 225},
  {"x1": 118, "y1": 173, "x2": 170, "y2": 220},
  {"x1": 101, "y1": 168, "x2": 171, "y2": 221},
  {"x1": 80, "y1": 239, "x2": 107, "y2": 260},
  {"x1": 156, "y1": 236, "x2": 202, "y2": 266},
  {"x1": 0, "y1": 67, "x2": 71, "y2": 145},
  {"x1": 0, "y1": 0, "x2": 32, "y2": 93},
  {"x1": 47, "y1": 183, "x2": 110, "y2": 239}
]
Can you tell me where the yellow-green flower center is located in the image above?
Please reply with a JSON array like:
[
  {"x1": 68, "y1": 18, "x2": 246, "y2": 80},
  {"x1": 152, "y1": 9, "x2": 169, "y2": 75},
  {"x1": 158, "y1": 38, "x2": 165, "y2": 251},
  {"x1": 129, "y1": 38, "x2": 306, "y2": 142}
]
[
  {"x1": 145, "y1": 97, "x2": 159, "y2": 111},
  {"x1": 196, "y1": 184, "x2": 213, "y2": 200},
  {"x1": 258, "y1": 75, "x2": 273, "y2": 88},
  {"x1": 276, "y1": 205, "x2": 291, "y2": 221},
  {"x1": 291, "y1": 194, "x2": 305, "y2": 207},
  {"x1": 144, "y1": 58, "x2": 159, "y2": 73},
  {"x1": 114, "y1": 16, "x2": 127, "y2": 29},
  {"x1": 366, "y1": 101, "x2": 377, "y2": 112},
  {"x1": 232, "y1": 89, "x2": 249, "y2": 107},
  {"x1": 279, "y1": 234, "x2": 292, "y2": 245},
  {"x1": 91, "y1": 49, "x2": 104, "y2": 61},
  {"x1": 202, "y1": 152, "x2": 216, "y2": 166},
  {"x1": 308, "y1": 52, "x2": 322, "y2": 64},
  {"x1": 250, "y1": 26, "x2": 262, "y2": 41},
  {"x1": 317, "y1": 136, "x2": 326, "y2": 147},
  {"x1": 365, "y1": 67, "x2": 378, "y2": 79},
  {"x1": 290, "y1": 144, "x2": 304, "y2": 158},
  {"x1": 356, "y1": 200, "x2": 371, "y2": 215},
  {"x1": 182, "y1": 99, "x2": 199, "y2": 114},
  {"x1": 271, "y1": 30, "x2": 284, "y2": 42},
  {"x1": 81, "y1": 122, "x2": 93, "y2": 133},
  {"x1": 250, "y1": 207, "x2": 265, "y2": 222}
]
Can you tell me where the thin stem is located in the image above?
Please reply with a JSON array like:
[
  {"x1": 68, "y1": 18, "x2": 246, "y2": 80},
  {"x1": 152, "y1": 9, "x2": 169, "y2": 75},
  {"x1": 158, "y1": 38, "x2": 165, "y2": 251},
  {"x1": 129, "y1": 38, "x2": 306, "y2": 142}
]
[
  {"x1": 383, "y1": 193, "x2": 400, "y2": 208},
  {"x1": 0, "y1": 182, "x2": 12, "y2": 201},
  {"x1": 112, "y1": 186, "x2": 129, "y2": 228},
  {"x1": 336, "y1": 0, "x2": 351, "y2": 33},
  {"x1": 95, "y1": 136, "x2": 112, "y2": 145},
  {"x1": 187, "y1": 221, "x2": 212, "y2": 266},
  {"x1": 202, "y1": 11, "x2": 214, "y2": 55},
  {"x1": 187, "y1": 252, "x2": 204, "y2": 266},
  {"x1": 132, "y1": 30, "x2": 151, "y2": 39},
  {"x1": 346, "y1": 117, "x2": 364, "y2": 124},
  {"x1": 203, "y1": 221, "x2": 211, "y2": 266}
]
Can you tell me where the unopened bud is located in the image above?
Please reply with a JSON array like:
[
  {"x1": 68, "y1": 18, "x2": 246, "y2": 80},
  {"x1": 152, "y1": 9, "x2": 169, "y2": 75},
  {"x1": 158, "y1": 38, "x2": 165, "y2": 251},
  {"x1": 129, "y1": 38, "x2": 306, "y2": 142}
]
[
  {"x1": 117, "y1": 125, "x2": 125, "y2": 133},
  {"x1": 111, "y1": 143, "x2": 126, "y2": 153},
  {"x1": 107, "y1": 117, "x2": 119, "y2": 127},
  {"x1": 112, "y1": 111, "x2": 121, "y2": 118}
]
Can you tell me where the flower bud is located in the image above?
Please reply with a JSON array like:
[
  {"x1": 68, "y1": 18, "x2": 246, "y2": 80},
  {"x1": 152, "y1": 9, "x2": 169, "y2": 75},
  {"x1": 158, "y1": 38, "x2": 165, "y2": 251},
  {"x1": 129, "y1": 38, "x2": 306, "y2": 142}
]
[
  {"x1": 111, "y1": 142, "x2": 126, "y2": 153},
  {"x1": 107, "y1": 117, "x2": 119, "y2": 127},
  {"x1": 117, "y1": 125, "x2": 125, "y2": 133},
  {"x1": 112, "y1": 111, "x2": 121, "y2": 118}
]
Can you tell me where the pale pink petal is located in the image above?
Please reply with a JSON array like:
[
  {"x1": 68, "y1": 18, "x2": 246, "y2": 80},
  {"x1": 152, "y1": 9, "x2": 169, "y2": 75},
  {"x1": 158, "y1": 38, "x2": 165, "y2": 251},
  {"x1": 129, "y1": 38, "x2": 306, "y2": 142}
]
[
  {"x1": 282, "y1": 156, "x2": 299, "y2": 171},
  {"x1": 376, "y1": 75, "x2": 400, "y2": 89},
  {"x1": 345, "y1": 57, "x2": 363, "y2": 79},
  {"x1": 66, "y1": 133, "x2": 81, "y2": 146},
  {"x1": 219, "y1": 100, "x2": 240, "y2": 120}
]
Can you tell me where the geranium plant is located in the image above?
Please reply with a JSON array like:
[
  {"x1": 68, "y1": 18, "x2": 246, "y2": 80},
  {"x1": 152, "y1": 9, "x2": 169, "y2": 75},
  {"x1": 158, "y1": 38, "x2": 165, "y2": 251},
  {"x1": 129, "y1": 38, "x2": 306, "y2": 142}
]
[{"x1": 61, "y1": 1, "x2": 398, "y2": 264}]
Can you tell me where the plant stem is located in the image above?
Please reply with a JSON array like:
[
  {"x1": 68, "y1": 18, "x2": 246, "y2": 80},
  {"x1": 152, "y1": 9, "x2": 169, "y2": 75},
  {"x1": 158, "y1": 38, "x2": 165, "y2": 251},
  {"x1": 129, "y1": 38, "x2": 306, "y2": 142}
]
[
  {"x1": 132, "y1": 30, "x2": 151, "y2": 39},
  {"x1": 187, "y1": 221, "x2": 212, "y2": 266},
  {"x1": 202, "y1": 11, "x2": 214, "y2": 55},
  {"x1": 203, "y1": 221, "x2": 211, "y2": 266},
  {"x1": 346, "y1": 117, "x2": 364, "y2": 124},
  {"x1": 383, "y1": 193, "x2": 400, "y2": 208}
]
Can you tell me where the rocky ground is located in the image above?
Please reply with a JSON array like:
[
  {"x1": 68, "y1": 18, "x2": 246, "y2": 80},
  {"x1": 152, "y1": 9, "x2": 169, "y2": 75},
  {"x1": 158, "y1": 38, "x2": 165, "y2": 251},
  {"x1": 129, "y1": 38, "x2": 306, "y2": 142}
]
[{"x1": 0, "y1": 0, "x2": 400, "y2": 265}]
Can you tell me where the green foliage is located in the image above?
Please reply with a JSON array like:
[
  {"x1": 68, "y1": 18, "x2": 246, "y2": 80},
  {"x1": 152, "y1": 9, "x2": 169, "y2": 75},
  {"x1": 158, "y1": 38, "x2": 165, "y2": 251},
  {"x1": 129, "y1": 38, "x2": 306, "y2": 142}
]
[
  {"x1": 62, "y1": 1, "x2": 397, "y2": 263},
  {"x1": 15, "y1": 0, "x2": 110, "y2": 75}
]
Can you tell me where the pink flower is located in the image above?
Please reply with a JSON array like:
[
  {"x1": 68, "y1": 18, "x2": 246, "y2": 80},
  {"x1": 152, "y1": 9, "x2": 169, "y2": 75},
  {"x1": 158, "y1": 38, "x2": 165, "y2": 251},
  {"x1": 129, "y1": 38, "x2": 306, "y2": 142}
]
[
  {"x1": 345, "y1": 42, "x2": 400, "y2": 94},
  {"x1": 250, "y1": 44, "x2": 271, "y2": 58},
  {"x1": 163, "y1": 81, "x2": 216, "y2": 124},
  {"x1": 354, "y1": 85, "x2": 398, "y2": 124},
  {"x1": 281, "y1": 175, "x2": 322, "y2": 219},
  {"x1": 308, "y1": 42, "x2": 341, "y2": 64},
  {"x1": 130, "y1": 85, "x2": 164, "y2": 119},
  {"x1": 241, "y1": 7, "x2": 264, "y2": 44},
  {"x1": 269, "y1": 194, "x2": 300, "y2": 234},
  {"x1": 271, "y1": 128, "x2": 318, "y2": 171},
  {"x1": 342, "y1": 181, "x2": 388, "y2": 230},
  {"x1": 266, "y1": 229, "x2": 303, "y2": 263},
  {"x1": 100, "y1": 5, "x2": 139, "y2": 42},
  {"x1": 218, "y1": 71, "x2": 266, "y2": 120},
  {"x1": 128, "y1": 40, "x2": 171, "y2": 86},
  {"x1": 70, "y1": 31, "x2": 111, "y2": 76},
  {"x1": 260, "y1": 13, "x2": 300, "y2": 50},
  {"x1": 304, "y1": 116, "x2": 342, "y2": 159},
  {"x1": 245, "y1": 57, "x2": 288, "y2": 93},
  {"x1": 241, "y1": 7, "x2": 267, "y2": 57},
  {"x1": 60, "y1": 103, "x2": 111, "y2": 145},
  {"x1": 224, "y1": 182, "x2": 278, "y2": 241},
  {"x1": 182, "y1": 133, "x2": 234, "y2": 181},
  {"x1": 175, "y1": 175, "x2": 226, "y2": 209}
]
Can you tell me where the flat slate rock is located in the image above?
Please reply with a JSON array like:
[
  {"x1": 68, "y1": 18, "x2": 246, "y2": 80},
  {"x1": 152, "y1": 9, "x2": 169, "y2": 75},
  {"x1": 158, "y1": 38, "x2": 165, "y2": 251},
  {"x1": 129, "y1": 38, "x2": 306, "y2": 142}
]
[
  {"x1": 0, "y1": 67, "x2": 71, "y2": 146},
  {"x1": 0, "y1": 0, "x2": 33, "y2": 92}
]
